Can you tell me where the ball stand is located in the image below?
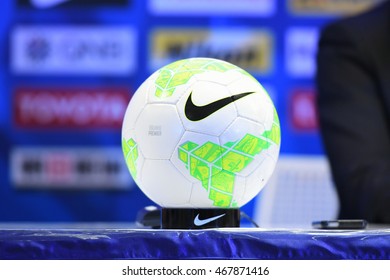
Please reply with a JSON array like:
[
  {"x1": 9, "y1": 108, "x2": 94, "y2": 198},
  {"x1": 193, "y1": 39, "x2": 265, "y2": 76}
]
[{"x1": 161, "y1": 208, "x2": 240, "y2": 229}]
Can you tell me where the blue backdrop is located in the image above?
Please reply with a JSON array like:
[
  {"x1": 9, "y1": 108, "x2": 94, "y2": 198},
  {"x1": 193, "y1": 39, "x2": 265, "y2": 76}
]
[{"x1": 0, "y1": 0, "x2": 384, "y2": 222}]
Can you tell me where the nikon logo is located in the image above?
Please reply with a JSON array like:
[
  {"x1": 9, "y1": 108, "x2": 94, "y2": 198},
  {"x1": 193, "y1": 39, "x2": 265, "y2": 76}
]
[{"x1": 150, "y1": 28, "x2": 273, "y2": 75}]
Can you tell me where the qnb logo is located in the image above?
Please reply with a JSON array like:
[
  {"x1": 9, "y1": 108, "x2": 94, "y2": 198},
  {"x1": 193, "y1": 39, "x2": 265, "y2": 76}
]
[
  {"x1": 62, "y1": 41, "x2": 122, "y2": 61},
  {"x1": 25, "y1": 37, "x2": 123, "y2": 62},
  {"x1": 14, "y1": 88, "x2": 130, "y2": 128},
  {"x1": 11, "y1": 26, "x2": 136, "y2": 75}
]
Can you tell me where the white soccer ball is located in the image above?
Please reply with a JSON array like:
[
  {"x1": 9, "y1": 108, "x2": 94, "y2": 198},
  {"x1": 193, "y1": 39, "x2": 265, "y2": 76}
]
[{"x1": 122, "y1": 57, "x2": 280, "y2": 208}]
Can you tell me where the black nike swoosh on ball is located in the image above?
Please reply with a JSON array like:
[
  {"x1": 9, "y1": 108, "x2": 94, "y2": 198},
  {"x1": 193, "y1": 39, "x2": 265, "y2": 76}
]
[{"x1": 185, "y1": 91, "x2": 256, "y2": 121}]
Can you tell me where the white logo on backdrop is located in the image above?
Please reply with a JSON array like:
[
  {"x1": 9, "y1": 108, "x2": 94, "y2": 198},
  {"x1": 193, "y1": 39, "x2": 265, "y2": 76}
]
[
  {"x1": 285, "y1": 27, "x2": 319, "y2": 78},
  {"x1": 11, "y1": 25, "x2": 136, "y2": 75}
]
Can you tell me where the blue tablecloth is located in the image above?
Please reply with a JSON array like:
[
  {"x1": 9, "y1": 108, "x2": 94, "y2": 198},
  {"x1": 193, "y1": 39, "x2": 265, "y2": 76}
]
[{"x1": 1, "y1": 226, "x2": 390, "y2": 260}]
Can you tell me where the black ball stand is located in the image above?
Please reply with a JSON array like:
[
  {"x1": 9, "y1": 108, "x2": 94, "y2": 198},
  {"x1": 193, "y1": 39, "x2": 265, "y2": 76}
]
[{"x1": 161, "y1": 208, "x2": 240, "y2": 229}]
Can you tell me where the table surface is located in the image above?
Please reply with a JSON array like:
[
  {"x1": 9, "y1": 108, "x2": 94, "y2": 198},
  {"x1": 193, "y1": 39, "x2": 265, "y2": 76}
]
[{"x1": 1, "y1": 223, "x2": 390, "y2": 260}]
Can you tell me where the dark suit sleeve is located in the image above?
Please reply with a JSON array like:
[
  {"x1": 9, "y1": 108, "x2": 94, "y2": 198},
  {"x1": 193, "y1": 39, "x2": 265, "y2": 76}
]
[{"x1": 316, "y1": 22, "x2": 390, "y2": 223}]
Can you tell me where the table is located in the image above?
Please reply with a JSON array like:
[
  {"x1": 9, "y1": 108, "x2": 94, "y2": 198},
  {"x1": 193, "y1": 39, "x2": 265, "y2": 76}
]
[{"x1": 1, "y1": 225, "x2": 390, "y2": 259}]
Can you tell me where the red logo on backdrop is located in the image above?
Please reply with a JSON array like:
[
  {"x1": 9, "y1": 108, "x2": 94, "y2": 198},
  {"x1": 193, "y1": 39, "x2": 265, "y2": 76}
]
[
  {"x1": 290, "y1": 89, "x2": 318, "y2": 131},
  {"x1": 14, "y1": 87, "x2": 131, "y2": 129},
  {"x1": 45, "y1": 152, "x2": 73, "y2": 183}
]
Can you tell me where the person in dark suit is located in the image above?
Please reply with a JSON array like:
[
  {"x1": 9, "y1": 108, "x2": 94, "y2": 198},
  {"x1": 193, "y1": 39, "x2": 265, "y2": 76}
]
[{"x1": 316, "y1": 1, "x2": 390, "y2": 223}]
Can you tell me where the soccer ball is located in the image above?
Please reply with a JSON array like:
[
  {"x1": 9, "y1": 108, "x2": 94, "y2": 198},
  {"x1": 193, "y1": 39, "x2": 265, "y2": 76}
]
[{"x1": 122, "y1": 57, "x2": 280, "y2": 209}]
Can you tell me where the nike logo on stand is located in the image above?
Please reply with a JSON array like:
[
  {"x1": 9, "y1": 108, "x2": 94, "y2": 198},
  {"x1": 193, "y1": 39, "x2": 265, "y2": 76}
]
[
  {"x1": 193, "y1": 213, "x2": 226, "y2": 226},
  {"x1": 185, "y1": 91, "x2": 256, "y2": 121}
]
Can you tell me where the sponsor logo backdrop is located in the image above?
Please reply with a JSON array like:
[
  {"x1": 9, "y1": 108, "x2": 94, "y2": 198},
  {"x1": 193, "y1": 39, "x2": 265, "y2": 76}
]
[{"x1": 0, "y1": 0, "x2": 385, "y2": 223}]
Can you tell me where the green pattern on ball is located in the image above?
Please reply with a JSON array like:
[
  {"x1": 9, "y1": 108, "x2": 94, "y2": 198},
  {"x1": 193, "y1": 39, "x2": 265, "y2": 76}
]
[
  {"x1": 122, "y1": 138, "x2": 138, "y2": 179},
  {"x1": 154, "y1": 58, "x2": 248, "y2": 98},
  {"x1": 271, "y1": 108, "x2": 281, "y2": 145},
  {"x1": 178, "y1": 118, "x2": 280, "y2": 207}
]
